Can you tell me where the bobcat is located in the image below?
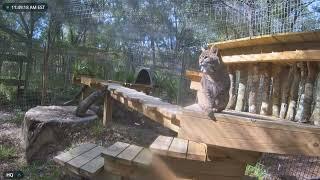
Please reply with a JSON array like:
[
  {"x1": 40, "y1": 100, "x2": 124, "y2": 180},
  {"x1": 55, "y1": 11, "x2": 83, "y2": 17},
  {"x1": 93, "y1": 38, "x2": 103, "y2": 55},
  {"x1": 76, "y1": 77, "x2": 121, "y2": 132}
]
[{"x1": 197, "y1": 46, "x2": 230, "y2": 120}]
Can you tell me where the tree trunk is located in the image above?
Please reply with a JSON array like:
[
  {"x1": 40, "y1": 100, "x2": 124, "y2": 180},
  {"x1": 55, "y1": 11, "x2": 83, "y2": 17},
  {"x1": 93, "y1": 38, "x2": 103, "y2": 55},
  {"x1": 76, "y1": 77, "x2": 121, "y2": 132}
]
[
  {"x1": 286, "y1": 64, "x2": 300, "y2": 121},
  {"x1": 279, "y1": 66, "x2": 293, "y2": 119},
  {"x1": 260, "y1": 63, "x2": 271, "y2": 115},
  {"x1": 151, "y1": 36, "x2": 156, "y2": 70},
  {"x1": 295, "y1": 63, "x2": 307, "y2": 122},
  {"x1": 41, "y1": 23, "x2": 51, "y2": 105},
  {"x1": 248, "y1": 64, "x2": 259, "y2": 113},
  {"x1": 310, "y1": 64, "x2": 320, "y2": 125},
  {"x1": 300, "y1": 62, "x2": 317, "y2": 122},
  {"x1": 0, "y1": 60, "x2": 2, "y2": 76},
  {"x1": 226, "y1": 65, "x2": 237, "y2": 110},
  {"x1": 235, "y1": 65, "x2": 248, "y2": 112},
  {"x1": 24, "y1": 38, "x2": 33, "y2": 92},
  {"x1": 76, "y1": 89, "x2": 107, "y2": 117},
  {"x1": 271, "y1": 65, "x2": 281, "y2": 117}
]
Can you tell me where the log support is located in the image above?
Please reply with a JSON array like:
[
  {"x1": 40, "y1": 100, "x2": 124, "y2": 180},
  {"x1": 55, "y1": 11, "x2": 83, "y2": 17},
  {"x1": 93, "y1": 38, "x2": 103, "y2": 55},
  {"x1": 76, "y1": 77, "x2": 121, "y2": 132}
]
[
  {"x1": 279, "y1": 66, "x2": 293, "y2": 119},
  {"x1": 271, "y1": 65, "x2": 281, "y2": 117},
  {"x1": 235, "y1": 65, "x2": 247, "y2": 112},
  {"x1": 248, "y1": 64, "x2": 259, "y2": 114},
  {"x1": 310, "y1": 64, "x2": 320, "y2": 125},
  {"x1": 286, "y1": 64, "x2": 300, "y2": 121},
  {"x1": 226, "y1": 65, "x2": 237, "y2": 110},
  {"x1": 260, "y1": 63, "x2": 271, "y2": 115},
  {"x1": 103, "y1": 91, "x2": 112, "y2": 126}
]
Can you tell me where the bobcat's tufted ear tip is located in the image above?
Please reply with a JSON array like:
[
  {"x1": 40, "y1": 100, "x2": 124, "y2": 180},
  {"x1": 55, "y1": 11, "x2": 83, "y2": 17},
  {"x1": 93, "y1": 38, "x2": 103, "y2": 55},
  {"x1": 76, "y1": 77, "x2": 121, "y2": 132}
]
[{"x1": 210, "y1": 46, "x2": 219, "y2": 55}]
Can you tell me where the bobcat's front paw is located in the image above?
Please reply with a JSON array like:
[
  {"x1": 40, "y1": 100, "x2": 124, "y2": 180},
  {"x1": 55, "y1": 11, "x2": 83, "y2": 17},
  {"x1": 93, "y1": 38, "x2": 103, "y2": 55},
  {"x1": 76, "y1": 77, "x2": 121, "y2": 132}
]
[{"x1": 206, "y1": 109, "x2": 216, "y2": 121}]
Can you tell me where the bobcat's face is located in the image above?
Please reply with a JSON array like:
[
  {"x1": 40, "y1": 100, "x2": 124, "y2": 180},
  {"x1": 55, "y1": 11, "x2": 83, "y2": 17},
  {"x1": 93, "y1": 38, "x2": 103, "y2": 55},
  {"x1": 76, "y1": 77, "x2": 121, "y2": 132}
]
[{"x1": 199, "y1": 47, "x2": 221, "y2": 74}]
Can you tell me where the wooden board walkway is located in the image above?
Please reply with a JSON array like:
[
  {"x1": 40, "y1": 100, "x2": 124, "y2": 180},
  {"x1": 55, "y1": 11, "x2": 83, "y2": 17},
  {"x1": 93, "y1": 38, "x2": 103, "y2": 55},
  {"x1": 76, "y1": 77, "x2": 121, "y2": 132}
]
[
  {"x1": 54, "y1": 143, "x2": 106, "y2": 178},
  {"x1": 75, "y1": 76, "x2": 320, "y2": 157}
]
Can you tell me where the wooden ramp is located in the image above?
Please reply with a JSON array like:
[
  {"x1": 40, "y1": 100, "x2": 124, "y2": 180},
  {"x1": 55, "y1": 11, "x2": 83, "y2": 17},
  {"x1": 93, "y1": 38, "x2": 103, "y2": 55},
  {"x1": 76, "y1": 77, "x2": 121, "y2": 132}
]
[{"x1": 75, "y1": 76, "x2": 320, "y2": 157}]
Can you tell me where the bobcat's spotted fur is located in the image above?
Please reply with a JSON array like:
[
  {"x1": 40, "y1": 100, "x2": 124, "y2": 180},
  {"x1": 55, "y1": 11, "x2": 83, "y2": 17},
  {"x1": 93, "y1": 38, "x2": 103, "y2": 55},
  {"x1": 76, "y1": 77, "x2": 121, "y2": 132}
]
[{"x1": 197, "y1": 47, "x2": 230, "y2": 119}]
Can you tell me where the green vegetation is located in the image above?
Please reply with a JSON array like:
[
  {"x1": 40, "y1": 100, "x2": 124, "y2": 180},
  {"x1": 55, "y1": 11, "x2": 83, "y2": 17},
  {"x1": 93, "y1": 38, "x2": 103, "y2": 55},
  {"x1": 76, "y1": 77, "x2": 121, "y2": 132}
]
[
  {"x1": 245, "y1": 163, "x2": 267, "y2": 180},
  {"x1": 0, "y1": 145, "x2": 16, "y2": 160},
  {"x1": 91, "y1": 119, "x2": 105, "y2": 137},
  {"x1": 20, "y1": 161, "x2": 61, "y2": 180},
  {"x1": 154, "y1": 71, "x2": 179, "y2": 103},
  {"x1": 6, "y1": 110, "x2": 25, "y2": 125}
]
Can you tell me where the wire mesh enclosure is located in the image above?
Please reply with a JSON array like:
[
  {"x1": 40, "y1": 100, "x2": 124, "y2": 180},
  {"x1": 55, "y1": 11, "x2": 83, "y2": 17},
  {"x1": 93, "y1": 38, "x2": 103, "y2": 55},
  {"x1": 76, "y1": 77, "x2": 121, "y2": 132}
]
[{"x1": 1, "y1": 0, "x2": 320, "y2": 179}]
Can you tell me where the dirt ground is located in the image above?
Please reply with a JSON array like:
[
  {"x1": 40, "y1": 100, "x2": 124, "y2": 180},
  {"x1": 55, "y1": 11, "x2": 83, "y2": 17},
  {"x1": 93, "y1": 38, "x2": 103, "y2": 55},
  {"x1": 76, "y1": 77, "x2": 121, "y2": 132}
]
[{"x1": 0, "y1": 103, "x2": 175, "y2": 180}]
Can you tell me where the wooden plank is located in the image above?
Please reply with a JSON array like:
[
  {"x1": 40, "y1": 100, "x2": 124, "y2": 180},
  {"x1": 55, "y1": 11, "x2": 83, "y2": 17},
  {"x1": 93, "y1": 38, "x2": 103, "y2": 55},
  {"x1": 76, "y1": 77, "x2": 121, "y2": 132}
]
[
  {"x1": 101, "y1": 142, "x2": 130, "y2": 160},
  {"x1": 196, "y1": 175, "x2": 244, "y2": 180},
  {"x1": 80, "y1": 155, "x2": 104, "y2": 177},
  {"x1": 219, "y1": 42, "x2": 320, "y2": 56},
  {"x1": 161, "y1": 157, "x2": 246, "y2": 178},
  {"x1": 66, "y1": 146, "x2": 105, "y2": 174},
  {"x1": 221, "y1": 50, "x2": 320, "y2": 64},
  {"x1": 206, "y1": 145, "x2": 261, "y2": 165},
  {"x1": 177, "y1": 108, "x2": 320, "y2": 156},
  {"x1": 209, "y1": 31, "x2": 320, "y2": 50},
  {"x1": 103, "y1": 91, "x2": 112, "y2": 126},
  {"x1": 150, "y1": 136, "x2": 174, "y2": 155},
  {"x1": 168, "y1": 138, "x2": 188, "y2": 159},
  {"x1": 187, "y1": 141, "x2": 207, "y2": 161},
  {"x1": 81, "y1": 76, "x2": 96, "y2": 86},
  {"x1": 190, "y1": 81, "x2": 201, "y2": 90},
  {"x1": 116, "y1": 144, "x2": 143, "y2": 165},
  {"x1": 132, "y1": 148, "x2": 153, "y2": 168},
  {"x1": 185, "y1": 70, "x2": 203, "y2": 82},
  {"x1": 53, "y1": 143, "x2": 97, "y2": 166}
]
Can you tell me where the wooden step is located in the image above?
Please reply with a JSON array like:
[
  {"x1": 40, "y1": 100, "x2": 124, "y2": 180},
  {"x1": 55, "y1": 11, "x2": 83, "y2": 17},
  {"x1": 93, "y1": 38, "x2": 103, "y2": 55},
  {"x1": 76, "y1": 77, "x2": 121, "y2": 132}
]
[
  {"x1": 150, "y1": 136, "x2": 207, "y2": 162},
  {"x1": 101, "y1": 142, "x2": 152, "y2": 177},
  {"x1": 54, "y1": 143, "x2": 106, "y2": 178},
  {"x1": 102, "y1": 141, "x2": 246, "y2": 180}
]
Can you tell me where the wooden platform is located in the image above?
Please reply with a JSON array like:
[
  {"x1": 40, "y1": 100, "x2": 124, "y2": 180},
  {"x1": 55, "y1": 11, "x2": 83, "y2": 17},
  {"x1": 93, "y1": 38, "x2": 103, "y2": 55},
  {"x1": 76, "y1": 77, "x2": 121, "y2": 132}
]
[
  {"x1": 54, "y1": 143, "x2": 106, "y2": 178},
  {"x1": 75, "y1": 76, "x2": 320, "y2": 157},
  {"x1": 206, "y1": 31, "x2": 320, "y2": 63}
]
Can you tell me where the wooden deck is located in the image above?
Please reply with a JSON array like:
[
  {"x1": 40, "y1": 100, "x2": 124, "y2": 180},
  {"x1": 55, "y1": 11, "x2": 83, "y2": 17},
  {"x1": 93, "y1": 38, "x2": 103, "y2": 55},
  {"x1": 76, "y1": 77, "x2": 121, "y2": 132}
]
[
  {"x1": 75, "y1": 76, "x2": 320, "y2": 157},
  {"x1": 206, "y1": 31, "x2": 320, "y2": 63}
]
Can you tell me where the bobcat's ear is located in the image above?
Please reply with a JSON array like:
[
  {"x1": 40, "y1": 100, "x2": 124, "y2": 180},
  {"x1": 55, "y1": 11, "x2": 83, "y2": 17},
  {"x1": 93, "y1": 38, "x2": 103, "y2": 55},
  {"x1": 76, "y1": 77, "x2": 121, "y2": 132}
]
[
  {"x1": 210, "y1": 46, "x2": 219, "y2": 55},
  {"x1": 201, "y1": 47, "x2": 206, "y2": 52}
]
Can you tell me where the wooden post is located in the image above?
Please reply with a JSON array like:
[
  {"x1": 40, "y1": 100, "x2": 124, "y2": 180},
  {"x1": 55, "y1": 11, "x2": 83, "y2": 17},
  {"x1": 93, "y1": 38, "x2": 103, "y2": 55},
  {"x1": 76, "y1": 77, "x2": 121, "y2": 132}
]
[
  {"x1": 295, "y1": 63, "x2": 307, "y2": 122},
  {"x1": 226, "y1": 65, "x2": 237, "y2": 110},
  {"x1": 286, "y1": 64, "x2": 300, "y2": 121},
  {"x1": 260, "y1": 63, "x2": 271, "y2": 115},
  {"x1": 81, "y1": 87, "x2": 90, "y2": 101},
  {"x1": 103, "y1": 91, "x2": 112, "y2": 126},
  {"x1": 300, "y1": 62, "x2": 317, "y2": 122},
  {"x1": 310, "y1": 64, "x2": 320, "y2": 125},
  {"x1": 248, "y1": 64, "x2": 259, "y2": 114},
  {"x1": 235, "y1": 65, "x2": 247, "y2": 112},
  {"x1": 271, "y1": 65, "x2": 281, "y2": 117},
  {"x1": 279, "y1": 65, "x2": 293, "y2": 119}
]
